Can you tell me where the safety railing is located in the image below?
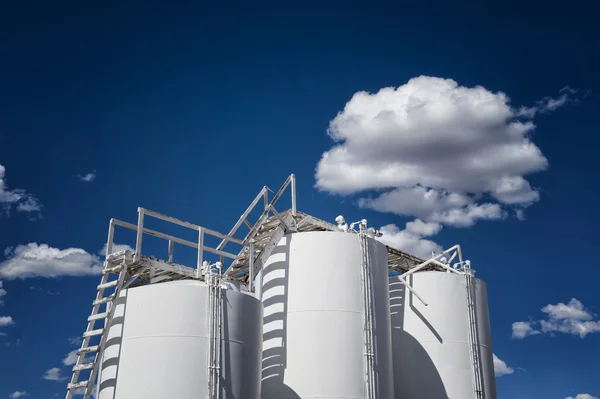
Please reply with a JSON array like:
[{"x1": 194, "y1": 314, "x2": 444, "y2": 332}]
[{"x1": 106, "y1": 208, "x2": 242, "y2": 278}]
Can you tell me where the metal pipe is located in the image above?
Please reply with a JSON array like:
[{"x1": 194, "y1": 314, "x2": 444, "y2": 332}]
[
  {"x1": 397, "y1": 275, "x2": 428, "y2": 306},
  {"x1": 249, "y1": 243, "x2": 255, "y2": 292}
]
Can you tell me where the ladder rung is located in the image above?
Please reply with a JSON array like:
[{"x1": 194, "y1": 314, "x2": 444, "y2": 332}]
[
  {"x1": 68, "y1": 381, "x2": 89, "y2": 389},
  {"x1": 83, "y1": 328, "x2": 104, "y2": 338},
  {"x1": 93, "y1": 294, "x2": 115, "y2": 306},
  {"x1": 88, "y1": 312, "x2": 109, "y2": 322},
  {"x1": 78, "y1": 346, "x2": 99, "y2": 354},
  {"x1": 102, "y1": 265, "x2": 122, "y2": 275},
  {"x1": 73, "y1": 363, "x2": 94, "y2": 372},
  {"x1": 98, "y1": 280, "x2": 119, "y2": 290}
]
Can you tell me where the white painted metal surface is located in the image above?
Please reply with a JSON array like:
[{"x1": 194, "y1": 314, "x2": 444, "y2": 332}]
[
  {"x1": 97, "y1": 280, "x2": 262, "y2": 399},
  {"x1": 257, "y1": 231, "x2": 394, "y2": 399},
  {"x1": 389, "y1": 271, "x2": 496, "y2": 399}
]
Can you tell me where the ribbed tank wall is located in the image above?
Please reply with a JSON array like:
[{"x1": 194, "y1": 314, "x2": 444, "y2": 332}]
[
  {"x1": 257, "y1": 231, "x2": 394, "y2": 399},
  {"x1": 389, "y1": 271, "x2": 496, "y2": 399},
  {"x1": 97, "y1": 280, "x2": 262, "y2": 399}
]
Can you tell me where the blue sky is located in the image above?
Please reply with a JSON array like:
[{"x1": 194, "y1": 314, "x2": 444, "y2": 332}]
[{"x1": 1, "y1": 1, "x2": 599, "y2": 398}]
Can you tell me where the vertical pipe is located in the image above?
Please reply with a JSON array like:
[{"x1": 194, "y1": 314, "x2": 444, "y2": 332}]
[
  {"x1": 168, "y1": 240, "x2": 174, "y2": 263},
  {"x1": 249, "y1": 243, "x2": 255, "y2": 292},
  {"x1": 197, "y1": 228, "x2": 204, "y2": 279},
  {"x1": 291, "y1": 173, "x2": 297, "y2": 216},
  {"x1": 105, "y1": 219, "x2": 115, "y2": 259},
  {"x1": 135, "y1": 208, "x2": 145, "y2": 261}
]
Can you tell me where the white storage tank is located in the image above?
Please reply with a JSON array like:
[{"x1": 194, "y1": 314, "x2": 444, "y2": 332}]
[
  {"x1": 97, "y1": 280, "x2": 262, "y2": 399},
  {"x1": 389, "y1": 271, "x2": 496, "y2": 399},
  {"x1": 257, "y1": 231, "x2": 394, "y2": 399}
]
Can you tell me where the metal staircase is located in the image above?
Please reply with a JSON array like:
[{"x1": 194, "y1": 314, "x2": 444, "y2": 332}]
[
  {"x1": 465, "y1": 265, "x2": 485, "y2": 399},
  {"x1": 66, "y1": 251, "x2": 130, "y2": 399}
]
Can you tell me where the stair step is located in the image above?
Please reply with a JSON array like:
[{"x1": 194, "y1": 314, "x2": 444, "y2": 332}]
[
  {"x1": 73, "y1": 363, "x2": 94, "y2": 372},
  {"x1": 93, "y1": 294, "x2": 115, "y2": 306},
  {"x1": 83, "y1": 328, "x2": 104, "y2": 338},
  {"x1": 102, "y1": 265, "x2": 122, "y2": 275},
  {"x1": 78, "y1": 346, "x2": 99, "y2": 354},
  {"x1": 97, "y1": 280, "x2": 119, "y2": 290},
  {"x1": 88, "y1": 312, "x2": 109, "y2": 322},
  {"x1": 68, "y1": 381, "x2": 89, "y2": 389}
]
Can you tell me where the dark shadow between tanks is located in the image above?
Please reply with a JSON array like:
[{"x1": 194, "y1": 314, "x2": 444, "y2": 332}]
[
  {"x1": 98, "y1": 290, "x2": 128, "y2": 397},
  {"x1": 260, "y1": 237, "x2": 300, "y2": 399},
  {"x1": 389, "y1": 277, "x2": 449, "y2": 399}
]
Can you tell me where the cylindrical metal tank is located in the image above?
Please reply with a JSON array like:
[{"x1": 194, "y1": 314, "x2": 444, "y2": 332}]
[
  {"x1": 257, "y1": 231, "x2": 394, "y2": 399},
  {"x1": 97, "y1": 280, "x2": 262, "y2": 399},
  {"x1": 389, "y1": 271, "x2": 496, "y2": 399}
]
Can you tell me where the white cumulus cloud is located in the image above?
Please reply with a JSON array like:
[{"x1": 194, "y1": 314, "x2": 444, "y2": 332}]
[
  {"x1": 513, "y1": 298, "x2": 600, "y2": 339},
  {"x1": 315, "y1": 76, "x2": 578, "y2": 255},
  {"x1": 9, "y1": 392, "x2": 29, "y2": 398},
  {"x1": 0, "y1": 244, "x2": 103, "y2": 279},
  {"x1": 41, "y1": 367, "x2": 67, "y2": 381},
  {"x1": 377, "y1": 220, "x2": 443, "y2": 259},
  {"x1": 0, "y1": 164, "x2": 42, "y2": 217},
  {"x1": 566, "y1": 395, "x2": 599, "y2": 399},
  {"x1": 493, "y1": 354, "x2": 514, "y2": 377},
  {"x1": 0, "y1": 316, "x2": 14, "y2": 327}
]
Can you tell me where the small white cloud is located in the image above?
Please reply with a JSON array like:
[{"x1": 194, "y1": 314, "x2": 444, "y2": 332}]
[
  {"x1": 0, "y1": 164, "x2": 42, "y2": 217},
  {"x1": 41, "y1": 367, "x2": 67, "y2": 381},
  {"x1": 377, "y1": 220, "x2": 443, "y2": 259},
  {"x1": 493, "y1": 354, "x2": 514, "y2": 377},
  {"x1": 0, "y1": 316, "x2": 14, "y2": 327},
  {"x1": 0, "y1": 243, "x2": 103, "y2": 279},
  {"x1": 77, "y1": 171, "x2": 96, "y2": 183},
  {"x1": 566, "y1": 395, "x2": 599, "y2": 399},
  {"x1": 513, "y1": 298, "x2": 600, "y2": 339},
  {"x1": 63, "y1": 349, "x2": 78, "y2": 366},
  {"x1": 98, "y1": 243, "x2": 134, "y2": 257},
  {"x1": 9, "y1": 391, "x2": 29, "y2": 398},
  {"x1": 0, "y1": 280, "x2": 6, "y2": 305},
  {"x1": 512, "y1": 321, "x2": 541, "y2": 339},
  {"x1": 68, "y1": 336, "x2": 83, "y2": 346}
]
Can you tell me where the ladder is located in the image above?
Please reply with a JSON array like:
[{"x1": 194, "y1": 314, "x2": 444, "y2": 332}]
[
  {"x1": 65, "y1": 255, "x2": 128, "y2": 399},
  {"x1": 358, "y1": 222, "x2": 377, "y2": 399},
  {"x1": 206, "y1": 264, "x2": 223, "y2": 399},
  {"x1": 465, "y1": 268, "x2": 485, "y2": 399}
]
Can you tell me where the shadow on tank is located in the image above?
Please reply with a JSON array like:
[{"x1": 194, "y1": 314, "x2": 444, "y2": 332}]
[
  {"x1": 389, "y1": 276, "x2": 449, "y2": 399},
  {"x1": 98, "y1": 290, "x2": 129, "y2": 396},
  {"x1": 259, "y1": 237, "x2": 300, "y2": 399}
]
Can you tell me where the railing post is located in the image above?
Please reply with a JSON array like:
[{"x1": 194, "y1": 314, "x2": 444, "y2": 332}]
[
  {"x1": 105, "y1": 219, "x2": 115, "y2": 260},
  {"x1": 168, "y1": 240, "x2": 174, "y2": 263},
  {"x1": 197, "y1": 228, "x2": 204, "y2": 278},
  {"x1": 135, "y1": 208, "x2": 145, "y2": 261},
  {"x1": 264, "y1": 189, "x2": 269, "y2": 211},
  {"x1": 291, "y1": 173, "x2": 297, "y2": 216}
]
